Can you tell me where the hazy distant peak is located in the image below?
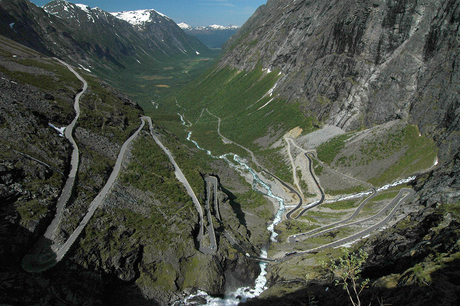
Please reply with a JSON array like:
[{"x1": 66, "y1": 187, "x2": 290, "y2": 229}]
[{"x1": 181, "y1": 24, "x2": 241, "y2": 31}]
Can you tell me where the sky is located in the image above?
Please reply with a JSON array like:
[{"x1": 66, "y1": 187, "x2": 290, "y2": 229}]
[{"x1": 30, "y1": 0, "x2": 267, "y2": 27}]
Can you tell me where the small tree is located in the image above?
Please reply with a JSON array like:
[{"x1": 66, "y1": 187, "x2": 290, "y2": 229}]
[{"x1": 321, "y1": 248, "x2": 369, "y2": 306}]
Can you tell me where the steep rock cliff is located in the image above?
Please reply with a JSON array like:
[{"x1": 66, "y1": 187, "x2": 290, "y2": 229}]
[{"x1": 222, "y1": 0, "x2": 459, "y2": 135}]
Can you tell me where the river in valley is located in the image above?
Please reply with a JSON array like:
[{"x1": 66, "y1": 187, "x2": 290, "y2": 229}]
[{"x1": 173, "y1": 131, "x2": 286, "y2": 305}]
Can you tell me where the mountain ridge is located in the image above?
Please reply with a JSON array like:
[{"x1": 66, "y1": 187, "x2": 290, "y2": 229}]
[
  {"x1": 0, "y1": 0, "x2": 211, "y2": 75},
  {"x1": 220, "y1": 0, "x2": 460, "y2": 134}
]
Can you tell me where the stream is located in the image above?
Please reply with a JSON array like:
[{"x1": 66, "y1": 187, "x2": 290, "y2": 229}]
[
  {"x1": 174, "y1": 131, "x2": 286, "y2": 305},
  {"x1": 174, "y1": 115, "x2": 421, "y2": 304}
]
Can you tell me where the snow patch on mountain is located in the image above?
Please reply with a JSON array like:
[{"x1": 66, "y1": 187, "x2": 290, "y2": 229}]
[
  {"x1": 178, "y1": 22, "x2": 192, "y2": 30},
  {"x1": 111, "y1": 9, "x2": 169, "y2": 26},
  {"x1": 75, "y1": 3, "x2": 90, "y2": 13}
]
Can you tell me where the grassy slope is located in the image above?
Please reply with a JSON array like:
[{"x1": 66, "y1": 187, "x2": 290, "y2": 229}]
[
  {"x1": 153, "y1": 64, "x2": 316, "y2": 185},
  {"x1": 316, "y1": 123, "x2": 438, "y2": 188}
]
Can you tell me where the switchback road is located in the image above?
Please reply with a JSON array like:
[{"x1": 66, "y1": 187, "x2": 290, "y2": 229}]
[
  {"x1": 23, "y1": 61, "x2": 147, "y2": 272},
  {"x1": 55, "y1": 118, "x2": 146, "y2": 262},
  {"x1": 143, "y1": 117, "x2": 217, "y2": 254},
  {"x1": 300, "y1": 188, "x2": 415, "y2": 253},
  {"x1": 24, "y1": 117, "x2": 145, "y2": 272},
  {"x1": 23, "y1": 59, "x2": 87, "y2": 272},
  {"x1": 45, "y1": 58, "x2": 86, "y2": 242}
]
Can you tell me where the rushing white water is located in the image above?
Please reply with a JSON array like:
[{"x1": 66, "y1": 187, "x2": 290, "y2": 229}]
[
  {"x1": 325, "y1": 176, "x2": 417, "y2": 203},
  {"x1": 232, "y1": 155, "x2": 285, "y2": 242},
  {"x1": 176, "y1": 249, "x2": 269, "y2": 305},
  {"x1": 377, "y1": 176, "x2": 416, "y2": 192},
  {"x1": 175, "y1": 130, "x2": 286, "y2": 304}
]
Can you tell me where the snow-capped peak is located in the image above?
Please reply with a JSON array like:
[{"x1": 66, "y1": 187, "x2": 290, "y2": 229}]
[
  {"x1": 178, "y1": 22, "x2": 192, "y2": 30},
  {"x1": 75, "y1": 3, "x2": 90, "y2": 13},
  {"x1": 209, "y1": 24, "x2": 226, "y2": 30},
  {"x1": 111, "y1": 9, "x2": 169, "y2": 26}
]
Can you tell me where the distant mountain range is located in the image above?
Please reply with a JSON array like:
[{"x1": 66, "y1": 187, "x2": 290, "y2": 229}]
[
  {"x1": 178, "y1": 23, "x2": 240, "y2": 31},
  {"x1": 178, "y1": 23, "x2": 240, "y2": 49},
  {"x1": 0, "y1": 0, "x2": 211, "y2": 75},
  {"x1": 108, "y1": 10, "x2": 240, "y2": 49}
]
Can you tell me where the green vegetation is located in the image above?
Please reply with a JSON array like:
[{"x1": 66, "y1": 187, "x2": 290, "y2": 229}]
[
  {"x1": 440, "y1": 202, "x2": 460, "y2": 218},
  {"x1": 359, "y1": 127, "x2": 406, "y2": 165},
  {"x1": 187, "y1": 112, "x2": 251, "y2": 158},
  {"x1": 98, "y1": 53, "x2": 219, "y2": 112},
  {"x1": 312, "y1": 158, "x2": 324, "y2": 176},
  {"x1": 322, "y1": 199, "x2": 360, "y2": 210},
  {"x1": 368, "y1": 125, "x2": 438, "y2": 185},
  {"x1": 236, "y1": 189, "x2": 270, "y2": 209},
  {"x1": 149, "y1": 62, "x2": 318, "y2": 184},
  {"x1": 370, "y1": 190, "x2": 400, "y2": 202},
  {"x1": 122, "y1": 135, "x2": 195, "y2": 208},
  {"x1": 182, "y1": 256, "x2": 203, "y2": 288},
  {"x1": 15, "y1": 199, "x2": 48, "y2": 222},
  {"x1": 325, "y1": 185, "x2": 367, "y2": 196},
  {"x1": 78, "y1": 73, "x2": 143, "y2": 142},
  {"x1": 0, "y1": 58, "x2": 79, "y2": 93},
  {"x1": 303, "y1": 210, "x2": 350, "y2": 223},
  {"x1": 321, "y1": 248, "x2": 369, "y2": 306},
  {"x1": 296, "y1": 169, "x2": 309, "y2": 192},
  {"x1": 336, "y1": 154, "x2": 358, "y2": 167},
  {"x1": 301, "y1": 227, "x2": 356, "y2": 248},
  {"x1": 317, "y1": 134, "x2": 352, "y2": 165},
  {"x1": 157, "y1": 64, "x2": 315, "y2": 155},
  {"x1": 14, "y1": 169, "x2": 63, "y2": 222},
  {"x1": 137, "y1": 262, "x2": 178, "y2": 292},
  {"x1": 258, "y1": 147, "x2": 293, "y2": 183},
  {"x1": 277, "y1": 219, "x2": 319, "y2": 241}
]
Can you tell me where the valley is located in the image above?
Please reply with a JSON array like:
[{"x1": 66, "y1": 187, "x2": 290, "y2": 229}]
[{"x1": 172, "y1": 105, "x2": 436, "y2": 263}]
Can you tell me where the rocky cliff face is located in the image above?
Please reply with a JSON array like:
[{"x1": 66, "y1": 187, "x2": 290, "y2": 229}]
[
  {"x1": 221, "y1": 0, "x2": 460, "y2": 136},
  {"x1": 2, "y1": 0, "x2": 460, "y2": 305}
]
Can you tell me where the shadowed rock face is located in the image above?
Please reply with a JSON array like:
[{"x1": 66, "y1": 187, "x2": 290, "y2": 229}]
[{"x1": 221, "y1": 0, "x2": 460, "y2": 134}]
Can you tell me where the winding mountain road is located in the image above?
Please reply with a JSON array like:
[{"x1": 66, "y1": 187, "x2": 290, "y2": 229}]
[
  {"x1": 177, "y1": 108, "x2": 418, "y2": 263},
  {"x1": 23, "y1": 61, "x2": 147, "y2": 272},
  {"x1": 299, "y1": 188, "x2": 415, "y2": 254},
  {"x1": 286, "y1": 154, "x2": 378, "y2": 242},
  {"x1": 293, "y1": 188, "x2": 413, "y2": 243},
  {"x1": 23, "y1": 59, "x2": 87, "y2": 272},
  {"x1": 55, "y1": 118, "x2": 146, "y2": 262},
  {"x1": 143, "y1": 116, "x2": 217, "y2": 254},
  {"x1": 295, "y1": 153, "x2": 325, "y2": 218},
  {"x1": 45, "y1": 58, "x2": 85, "y2": 242}
]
